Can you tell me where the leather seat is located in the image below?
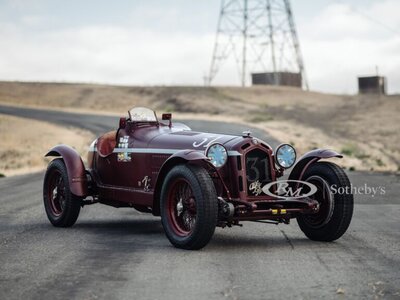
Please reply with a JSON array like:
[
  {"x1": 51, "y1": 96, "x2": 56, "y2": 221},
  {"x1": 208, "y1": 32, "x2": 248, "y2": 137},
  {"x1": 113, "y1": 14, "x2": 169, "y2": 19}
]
[{"x1": 97, "y1": 131, "x2": 117, "y2": 157}]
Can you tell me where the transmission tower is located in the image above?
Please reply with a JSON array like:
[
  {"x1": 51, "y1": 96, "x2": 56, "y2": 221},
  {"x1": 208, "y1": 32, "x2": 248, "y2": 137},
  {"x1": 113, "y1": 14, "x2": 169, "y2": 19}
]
[{"x1": 208, "y1": 0, "x2": 308, "y2": 89}]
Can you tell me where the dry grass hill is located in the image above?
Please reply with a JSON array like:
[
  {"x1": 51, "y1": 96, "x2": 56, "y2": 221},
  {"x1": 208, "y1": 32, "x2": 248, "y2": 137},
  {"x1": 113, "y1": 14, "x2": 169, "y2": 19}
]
[{"x1": 0, "y1": 81, "x2": 399, "y2": 173}]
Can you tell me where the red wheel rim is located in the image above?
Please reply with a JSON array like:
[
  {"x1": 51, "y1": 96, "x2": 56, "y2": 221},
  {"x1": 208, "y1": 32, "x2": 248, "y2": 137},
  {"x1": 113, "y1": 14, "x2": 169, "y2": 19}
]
[
  {"x1": 167, "y1": 178, "x2": 197, "y2": 237},
  {"x1": 47, "y1": 169, "x2": 66, "y2": 217}
]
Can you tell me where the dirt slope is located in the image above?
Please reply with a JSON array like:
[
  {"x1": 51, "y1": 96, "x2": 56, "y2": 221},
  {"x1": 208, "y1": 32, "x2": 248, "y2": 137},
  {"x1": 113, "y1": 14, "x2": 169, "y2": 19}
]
[
  {"x1": 0, "y1": 81, "x2": 398, "y2": 172},
  {"x1": 0, "y1": 113, "x2": 94, "y2": 176}
]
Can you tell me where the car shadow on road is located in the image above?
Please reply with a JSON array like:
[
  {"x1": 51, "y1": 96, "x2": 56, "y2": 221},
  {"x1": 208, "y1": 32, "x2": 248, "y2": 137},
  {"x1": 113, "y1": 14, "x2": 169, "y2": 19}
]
[
  {"x1": 33, "y1": 218, "x2": 347, "y2": 251},
  {"x1": 209, "y1": 225, "x2": 354, "y2": 251},
  {"x1": 208, "y1": 233, "x2": 316, "y2": 251},
  {"x1": 71, "y1": 219, "x2": 329, "y2": 251},
  {"x1": 72, "y1": 218, "x2": 164, "y2": 236}
]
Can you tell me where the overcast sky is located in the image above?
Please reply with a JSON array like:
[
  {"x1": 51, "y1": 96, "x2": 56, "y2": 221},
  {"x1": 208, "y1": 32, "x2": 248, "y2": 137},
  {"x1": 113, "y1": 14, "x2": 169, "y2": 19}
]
[{"x1": 0, "y1": 0, "x2": 399, "y2": 94}]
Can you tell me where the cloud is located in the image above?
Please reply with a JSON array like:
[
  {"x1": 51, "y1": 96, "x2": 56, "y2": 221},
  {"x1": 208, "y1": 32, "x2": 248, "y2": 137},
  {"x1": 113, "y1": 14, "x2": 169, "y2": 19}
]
[
  {"x1": 0, "y1": 22, "x2": 216, "y2": 85},
  {"x1": 0, "y1": 0, "x2": 399, "y2": 93}
]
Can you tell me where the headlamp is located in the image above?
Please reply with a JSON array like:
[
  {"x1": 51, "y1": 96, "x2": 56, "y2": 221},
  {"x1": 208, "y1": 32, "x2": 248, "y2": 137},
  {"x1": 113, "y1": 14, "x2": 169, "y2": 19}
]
[
  {"x1": 275, "y1": 144, "x2": 296, "y2": 169},
  {"x1": 206, "y1": 143, "x2": 228, "y2": 168}
]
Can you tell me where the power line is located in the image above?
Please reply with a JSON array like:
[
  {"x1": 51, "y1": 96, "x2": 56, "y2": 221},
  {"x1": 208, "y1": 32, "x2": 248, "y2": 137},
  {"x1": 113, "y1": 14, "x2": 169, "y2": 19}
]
[{"x1": 334, "y1": 0, "x2": 400, "y2": 37}]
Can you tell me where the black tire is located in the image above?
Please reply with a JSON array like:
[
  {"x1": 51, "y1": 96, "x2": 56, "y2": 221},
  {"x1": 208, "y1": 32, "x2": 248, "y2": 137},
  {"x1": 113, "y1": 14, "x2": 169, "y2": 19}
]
[
  {"x1": 297, "y1": 162, "x2": 353, "y2": 241},
  {"x1": 160, "y1": 164, "x2": 218, "y2": 250},
  {"x1": 43, "y1": 158, "x2": 81, "y2": 227}
]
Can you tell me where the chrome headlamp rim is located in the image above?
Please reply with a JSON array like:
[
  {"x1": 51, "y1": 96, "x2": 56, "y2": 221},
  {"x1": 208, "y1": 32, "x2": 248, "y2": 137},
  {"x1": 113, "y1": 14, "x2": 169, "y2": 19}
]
[
  {"x1": 205, "y1": 143, "x2": 228, "y2": 168},
  {"x1": 274, "y1": 143, "x2": 297, "y2": 169}
]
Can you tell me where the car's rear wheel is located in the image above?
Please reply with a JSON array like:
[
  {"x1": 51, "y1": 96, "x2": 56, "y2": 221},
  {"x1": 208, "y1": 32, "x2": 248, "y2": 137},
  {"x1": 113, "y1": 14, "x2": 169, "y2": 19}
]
[
  {"x1": 160, "y1": 164, "x2": 218, "y2": 250},
  {"x1": 297, "y1": 161, "x2": 353, "y2": 241},
  {"x1": 43, "y1": 158, "x2": 81, "y2": 227}
]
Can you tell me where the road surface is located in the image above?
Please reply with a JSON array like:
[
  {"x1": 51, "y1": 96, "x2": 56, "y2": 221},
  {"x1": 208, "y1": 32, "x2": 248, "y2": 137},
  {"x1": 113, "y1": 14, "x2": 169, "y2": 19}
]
[{"x1": 0, "y1": 105, "x2": 399, "y2": 299}]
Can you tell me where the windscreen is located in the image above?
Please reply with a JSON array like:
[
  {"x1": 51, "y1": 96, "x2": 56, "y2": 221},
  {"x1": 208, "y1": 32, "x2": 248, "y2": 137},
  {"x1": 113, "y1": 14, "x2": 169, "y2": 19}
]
[{"x1": 128, "y1": 107, "x2": 157, "y2": 122}]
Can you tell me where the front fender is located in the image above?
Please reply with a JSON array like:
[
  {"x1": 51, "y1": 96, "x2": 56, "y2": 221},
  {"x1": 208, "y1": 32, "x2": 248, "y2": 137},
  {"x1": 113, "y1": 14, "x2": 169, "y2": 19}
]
[
  {"x1": 288, "y1": 149, "x2": 343, "y2": 181},
  {"x1": 168, "y1": 149, "x2": 209, "y2": 162},
  {"x1": 157, "y1": 150, "x2": 211, "y2": 185},
  {"x1": 45, "y1": 144, "x2": 88, "y2": 197},
  {"x1": 152, "y1": 150, "x2": 210, "y2": 215}
]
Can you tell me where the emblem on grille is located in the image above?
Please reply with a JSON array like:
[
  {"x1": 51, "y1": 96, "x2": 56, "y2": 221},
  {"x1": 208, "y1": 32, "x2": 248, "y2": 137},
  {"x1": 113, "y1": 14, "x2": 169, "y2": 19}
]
[{"x1": 249, "y1": 180, "x2": 263, "y2": 196}]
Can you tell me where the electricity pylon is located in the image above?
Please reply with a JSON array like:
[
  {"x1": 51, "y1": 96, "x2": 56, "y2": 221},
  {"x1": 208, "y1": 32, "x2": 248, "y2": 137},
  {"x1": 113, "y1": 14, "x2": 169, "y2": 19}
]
[{"x1": 208, "y1": 0, "x2": 308, "y2": 89}]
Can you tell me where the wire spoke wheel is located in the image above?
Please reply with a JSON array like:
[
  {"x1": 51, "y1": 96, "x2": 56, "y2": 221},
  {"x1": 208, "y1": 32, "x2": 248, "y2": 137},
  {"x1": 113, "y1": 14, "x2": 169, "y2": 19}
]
[
  {"x1": 302, "y1": 175, "x2": 334, "y2": 229},
  {"x1": 168, "y1": 179, "x2": 197, "y2": 236},
  {"x1": 48, "y1": 170, "x2": 66, "y2": 216},
  {"x1": 43, "y1": 158, "x2": 81, "y2": 227},
  {"x1": 160, "y1": 164, "x2": 218, "y2": 250},
  {"x1": 297, "y1": 162, "x2": 354, "y2": 242}
]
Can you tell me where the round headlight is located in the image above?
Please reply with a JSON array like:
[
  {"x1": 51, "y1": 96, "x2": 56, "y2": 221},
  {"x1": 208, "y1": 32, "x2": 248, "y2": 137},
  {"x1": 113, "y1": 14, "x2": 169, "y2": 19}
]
[
  {"x1": 275, "y1": 144, "x2": 296, "y2": 169},
  {"x1": 206, "y1": 143, "x2": 228, "y2": 168}
]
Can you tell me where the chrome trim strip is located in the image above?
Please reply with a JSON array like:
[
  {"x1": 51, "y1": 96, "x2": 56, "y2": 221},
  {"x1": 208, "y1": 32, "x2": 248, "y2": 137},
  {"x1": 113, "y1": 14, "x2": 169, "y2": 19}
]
[
  {"x1": 113, "y1": 148, "x2": 178, "y2": 154},
  {"x1": 89, "y1": 147, "x2": 242, "y2": 156},
  {"x1": 227, "y1": 151, "x2": 241, "y2": 156},
  {"x1": 88, "y1": 139, "x2": 97, "y2": 152}
]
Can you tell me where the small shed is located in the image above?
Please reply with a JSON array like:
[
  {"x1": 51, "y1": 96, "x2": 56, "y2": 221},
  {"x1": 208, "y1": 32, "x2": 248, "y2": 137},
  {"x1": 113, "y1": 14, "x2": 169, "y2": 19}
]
[
  {"x1": 358, "y1": 76, "x2": 386, "y2": 94},
  {"x1": 251, "y1": 72, "x2": 302, "y2": 88}
]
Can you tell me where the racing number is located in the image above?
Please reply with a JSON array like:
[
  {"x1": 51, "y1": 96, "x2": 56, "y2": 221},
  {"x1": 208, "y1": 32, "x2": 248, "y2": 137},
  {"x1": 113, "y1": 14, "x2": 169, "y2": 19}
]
[
  {"x1": 246, "y1": 157, "x2": 268, "y2": 181},
  {"x1": 193, "y1": 136, "x2": 221, "y2": 148}
]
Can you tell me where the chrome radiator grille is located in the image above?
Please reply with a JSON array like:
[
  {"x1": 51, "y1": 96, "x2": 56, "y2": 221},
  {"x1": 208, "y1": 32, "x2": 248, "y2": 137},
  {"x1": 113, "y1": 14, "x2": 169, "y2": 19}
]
[{"x1": 245, "y1": 148, "x2": 271, "y2": 195}]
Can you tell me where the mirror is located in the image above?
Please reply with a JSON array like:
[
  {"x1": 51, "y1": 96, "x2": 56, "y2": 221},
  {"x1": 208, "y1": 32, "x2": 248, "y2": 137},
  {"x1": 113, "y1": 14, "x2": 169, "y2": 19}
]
[
  {"x1": 162, "y1": 113, "x2": 172, "y2": 120},
  {"x1": 119, "y1": 117, "x2": 127, "y2": 129},
  {"x1": 162, "y1": 113, "x2": 172, "y2": 127}
]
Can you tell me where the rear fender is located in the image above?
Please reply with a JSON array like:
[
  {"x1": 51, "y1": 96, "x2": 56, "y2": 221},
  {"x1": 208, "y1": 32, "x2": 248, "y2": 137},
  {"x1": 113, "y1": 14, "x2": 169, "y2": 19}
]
[
  {"x1": 288, "y1": 149, "x2": 343, "y2": 181},
  {"x1": 45, "y1": 144, "x2": 88, "y2": 197},
  {"x1": 152, "y1": 150, "x2": 210, "y2": 215}
]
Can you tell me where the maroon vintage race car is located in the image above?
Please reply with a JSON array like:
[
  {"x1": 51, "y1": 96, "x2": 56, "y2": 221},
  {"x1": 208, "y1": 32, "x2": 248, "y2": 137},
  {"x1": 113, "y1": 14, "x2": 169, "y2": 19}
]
[{"x1": 43, "y1": 107, "x2": 353, "y2": 250}]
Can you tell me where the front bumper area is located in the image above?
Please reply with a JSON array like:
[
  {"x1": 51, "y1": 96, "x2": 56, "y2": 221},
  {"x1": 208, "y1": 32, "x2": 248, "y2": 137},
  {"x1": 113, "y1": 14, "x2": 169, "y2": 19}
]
[{"x1": 226, "y1": 197, "x2": 319, "y2": 222}]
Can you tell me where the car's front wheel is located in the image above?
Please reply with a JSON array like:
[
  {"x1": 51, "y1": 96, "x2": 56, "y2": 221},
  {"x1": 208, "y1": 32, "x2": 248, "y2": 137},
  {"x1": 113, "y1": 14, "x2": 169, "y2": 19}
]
[
  {"x1": 160, "y1": 164, "x2": 218, "y2": 250},
  {"x1": 297, "y1": 161, "x2": 354, "y2": 241},
  {"x1": 43, "y1": 158, "x2": 81, "y2": 227}
]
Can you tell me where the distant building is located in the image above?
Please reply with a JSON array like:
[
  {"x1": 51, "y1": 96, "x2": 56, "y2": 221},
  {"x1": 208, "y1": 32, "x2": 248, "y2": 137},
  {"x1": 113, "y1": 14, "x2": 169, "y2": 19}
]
[
  {"x1": 251, "y1": 72, "x2": 302, "y2": 88},
  {"x1": 358, "y1": 76, "x2": 386, "y2": 94}
]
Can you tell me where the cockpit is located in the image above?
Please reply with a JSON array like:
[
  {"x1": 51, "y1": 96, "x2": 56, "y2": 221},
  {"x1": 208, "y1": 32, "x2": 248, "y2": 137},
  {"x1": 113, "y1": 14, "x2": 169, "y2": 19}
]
[{"x1": 96, "y1": 107, "x2": 166, "y2": 157}]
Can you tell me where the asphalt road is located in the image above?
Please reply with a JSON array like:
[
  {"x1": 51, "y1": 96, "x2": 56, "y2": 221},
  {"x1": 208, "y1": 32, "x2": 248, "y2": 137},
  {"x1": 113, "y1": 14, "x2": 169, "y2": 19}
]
[{"x1": 0, "y1": 105, "x2": 399, "y2": 299}]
